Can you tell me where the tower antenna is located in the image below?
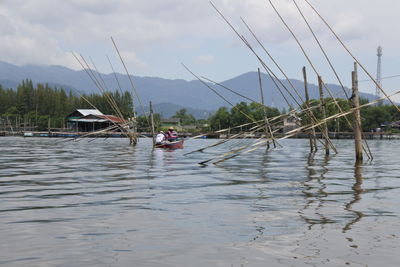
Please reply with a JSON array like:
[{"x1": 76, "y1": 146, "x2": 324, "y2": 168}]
[{"x1": 376, "y1": 46, "x2": 383, "y2": 105}]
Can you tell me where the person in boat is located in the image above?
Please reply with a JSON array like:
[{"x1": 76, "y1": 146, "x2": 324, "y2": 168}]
[
  {"x1": 155, "y1": 131, "x2": 166, "y2": 145},
  {"x1": 166, "y1": 127, "x2": 178, "y2": 142}
]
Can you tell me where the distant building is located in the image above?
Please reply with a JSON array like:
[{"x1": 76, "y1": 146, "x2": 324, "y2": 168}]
[
  {"x1": 283, "y1": 115, "x2": 300, "y2": 133},
  {"x1": 160, "y1": 118, "x2": 181, "y2": 128},
  {"x1": 66, "y1": 109, "x2": 124, "y2": 132},
  {"x1": 391, "y1": 120, "x2": 400, "y2": 129}
]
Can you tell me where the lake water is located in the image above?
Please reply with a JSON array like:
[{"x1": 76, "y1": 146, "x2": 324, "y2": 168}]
[{"x1": 0, "y1": 137, "x2": 399, "y2": 266}]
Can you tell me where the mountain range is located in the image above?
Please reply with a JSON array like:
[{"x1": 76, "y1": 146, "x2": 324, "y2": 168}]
[{"x1": 0, "y1": 61, "x2": 380, "y2": 118}]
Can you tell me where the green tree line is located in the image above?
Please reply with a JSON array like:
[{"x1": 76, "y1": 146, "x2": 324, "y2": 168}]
[
  {"x1": 0, "y1": 79, "x2": 134, "y2": 130},
  {"x1": 1, "y1": 80, "x2": 399, "y2": 133},
  {"x1": 209, "y1": 102, "x2": 281, "y2": 131},
  {"x1": 301, "y1": 97, "x2": 400, "y2": 132}
]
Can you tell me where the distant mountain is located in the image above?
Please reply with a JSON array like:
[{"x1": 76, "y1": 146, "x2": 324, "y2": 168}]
[
  {"x1": 0, "y1": 79, "x2": 18, "y2": 89},
  {"x1": 139, "y1": 103, "x2": 213, "y2": 119},
  {"x1": 219, "y1": 71, "x2": 386, "y2": 109},
  {"x1": 0, "y1": 61, "x2": 383, "y2": 116}
]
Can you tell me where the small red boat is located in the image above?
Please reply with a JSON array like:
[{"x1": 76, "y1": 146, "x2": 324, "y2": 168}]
[{"x1": 155, "y1": 139, "x2": 184, "y2": 149}]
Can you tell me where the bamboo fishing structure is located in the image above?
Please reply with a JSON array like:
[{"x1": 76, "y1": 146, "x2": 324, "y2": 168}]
[
  {"x1": 39, "y1": 0, "x2": 399, "y2": 167},
  {"x1": 210, "y1": 2, "x2": 338, "y2": 153},
  {"x1": 68, "y1": 35, "x2": 158, "y2": 146},
  {"x1": 179, "y1": 1, "x2": 400, "y2": 165},
  {"x1": 71, "y1": 52, "x2": 133, "y2": 141},
  {"x1": 268, "y1": 0, "x2": 376, "y2": 156}
]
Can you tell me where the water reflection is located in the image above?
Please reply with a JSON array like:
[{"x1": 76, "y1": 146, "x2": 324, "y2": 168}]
[
  {"x1": 250, "y1": 151, "x2": 271, "y2": 242},
  {"x1": 1, "y1": 138, "x2": 400, "y2": 266},
  {"x1": 299, "y1": 154, "x2": 334, "y2": 229},
  {"x1": 342, "y1": 163, "x2": 364, "y2": 233}
]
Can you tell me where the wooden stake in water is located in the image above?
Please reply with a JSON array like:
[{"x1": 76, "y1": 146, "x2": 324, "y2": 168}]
[
  {"x1": 351, "y1": 63, "x2": 363, "y2": 162},
  {"x1": 303, "y1": 67, "x2": 317, "y2": 152},
  {"x1": 258, "y1": 68, "x2": 276, "y2": 148},
  {"x1": 48, "y1": 118, "x2": 51, "y2": 134},
  {"x1": 149, "y1": 101, "x2": 156, "y2": 147},
  {"x1": 318, "y1": 76, "x2": 329, "y2": 155}
]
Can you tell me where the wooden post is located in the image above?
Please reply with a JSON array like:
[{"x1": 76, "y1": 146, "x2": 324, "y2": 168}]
[
  {"x1": 258, "y1": 68, "x2": 276, "y2": 148},
  {"x1": 303, "y1": 67, "x2": 317, "y2": 152},
  {"x1": 149, "y1": 101, "x2": 156, "y2": 147},
  {"x1": 351, "y1": 63, "x2": 363, "y2": 161},
  {"x1": 35, "y1": 103, "x2": 38, "y2": 128},
  {"x1": 48, "y1": 118, "x2": 51, "y2": 135},
  {"x1": 7, "y1": 116, "x2": 14, "y2": 134},
  {"x1": 318, "y1": 75, "x2": 329, "y2": 155}
]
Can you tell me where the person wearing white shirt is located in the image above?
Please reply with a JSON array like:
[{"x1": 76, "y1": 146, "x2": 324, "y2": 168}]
[{"x1": 155, "y1": 131, "x2": 166, "y2": 144}]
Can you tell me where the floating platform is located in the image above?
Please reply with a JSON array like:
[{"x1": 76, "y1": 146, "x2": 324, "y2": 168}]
[{"x1": 18, "y1": 131, "x2": 126, "y2": 138}]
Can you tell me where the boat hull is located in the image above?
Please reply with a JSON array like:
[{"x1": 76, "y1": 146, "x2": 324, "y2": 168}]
[{"x1": 155, "y1": 139, "x2": 184, "y2": 149}]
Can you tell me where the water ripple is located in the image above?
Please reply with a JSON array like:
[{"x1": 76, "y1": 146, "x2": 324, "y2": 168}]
[{"x1": 0, "y1": 137, "x2": 399, "y2": 266}]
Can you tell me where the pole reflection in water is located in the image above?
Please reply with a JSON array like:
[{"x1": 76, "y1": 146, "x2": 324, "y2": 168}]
[
  {"x1": 342, "y1": 162, "x2": 364, "y2": 233},
  {"x1": 1, "y1": 138, "x2": 400, "y2": 266},
  {"x1": 299, "y1": 153, "x2": 334, "y2": 229},
  {"x1": 250, "y1": 152, "x2": 271, "y2": 242}
]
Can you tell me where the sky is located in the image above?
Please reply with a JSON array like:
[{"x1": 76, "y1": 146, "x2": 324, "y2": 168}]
[{"x1": 0, "y1": 0, "x2": 400, "y2": 98}]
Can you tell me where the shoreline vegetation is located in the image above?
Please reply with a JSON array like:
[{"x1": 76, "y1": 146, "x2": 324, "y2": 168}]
[{"x1": 1, "y1": 80, "x2": 400, "y2": 137}]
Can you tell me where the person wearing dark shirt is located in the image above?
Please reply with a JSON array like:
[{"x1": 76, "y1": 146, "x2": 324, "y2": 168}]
[{"x1": 166, "y1": 127, "x2": 178, "y2": 141}]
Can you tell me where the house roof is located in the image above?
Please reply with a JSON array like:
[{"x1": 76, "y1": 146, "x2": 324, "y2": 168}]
[
  {"x1": 69, "y1": 114, "x2": 124, "y2": 123},
  {"x1": 98, "y1": 115, "x2": 124, "y2": 123},
  {"x1": 76, "y1": 109, "x2": 104, "y2": 116}
]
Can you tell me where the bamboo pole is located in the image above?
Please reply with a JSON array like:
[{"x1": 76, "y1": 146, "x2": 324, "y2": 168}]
[
  {"x1": 200, "y1": 89, "x2": 400, "y2": 165},
  {"x1": 318, "y1": 76, "x2": 329, "y2": 155},
  {"x1": 107, "y1": 55, "x2": 125, "y2": 96},
  {"x1": 303, "y1": 67, "x2": 317, "y2": 152},
  {"x1": 267, "y1": 0, "x2": 345, "y2": 153},
  {"x1": 303, "y1": 0, "x2": 399, "y2": 112},
  {"x1": 258, "y1": 68, "x2": 276, "y2": 148},
  {"x1": 80, "y1": 55, "x2": 127, "y2": 122},
  {"x1": 187, "y1": 95, "x2": 338, "y2": 155},
  {"x1": 293, "y1": 0, "x2": 373, "y2": 160},
  {"x1": 149, "y1": 101, "x2": 156, "y2": 147},
  {"x1": 182, "y1": 64, "x2": 259, "y2": 125},
  {"x1": 351, "y1": 63, "x2": 363, "y2": 162},
  {"x1": 209, "y1": 3, "x2": 336, "y2": 152},
  {"x1": 110, "y1": 37, "x2": 148, "y2": 122}
]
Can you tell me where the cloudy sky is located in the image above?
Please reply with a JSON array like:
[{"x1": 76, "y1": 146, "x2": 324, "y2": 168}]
[{"x1": 0, "y1": 0, "x2": 399, "y2": 96}]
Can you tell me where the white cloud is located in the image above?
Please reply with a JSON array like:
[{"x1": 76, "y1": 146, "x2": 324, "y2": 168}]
[{"x1": 0, "y1": 0, "x2": 399, "y2": 87}]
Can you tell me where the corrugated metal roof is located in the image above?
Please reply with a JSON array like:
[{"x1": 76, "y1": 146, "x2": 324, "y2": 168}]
[
  {"x1": 76, "y1": 109, "x2": 104, "y2": 116},
  {"x1": 98, "y1": 115, "x2": 124, "y2": 123},
  {"x1": 69, "y1": 114, "x2": 124, "y2": 124},
  {"x1": 69, "y1": 118, "x2": 107, "y2": 123}
]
